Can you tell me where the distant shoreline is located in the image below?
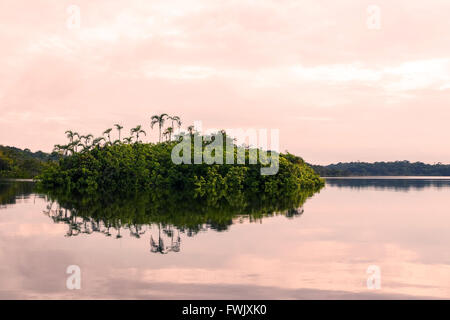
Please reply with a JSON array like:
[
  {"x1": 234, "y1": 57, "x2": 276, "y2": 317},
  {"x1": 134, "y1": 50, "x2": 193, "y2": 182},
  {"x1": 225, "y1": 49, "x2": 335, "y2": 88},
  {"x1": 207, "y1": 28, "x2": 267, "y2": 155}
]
[
  {"x1": 322, "y1": 176, "x2": 450, "y2": 179},
  {"x1": 310, "y1": 161, "x2": 450, "y2": 177}
]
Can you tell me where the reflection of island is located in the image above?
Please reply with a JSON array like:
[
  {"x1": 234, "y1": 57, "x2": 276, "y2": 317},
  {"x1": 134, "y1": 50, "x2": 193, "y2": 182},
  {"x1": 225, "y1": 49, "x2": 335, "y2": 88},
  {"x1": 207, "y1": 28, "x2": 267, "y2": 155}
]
[
  {"x1": 326, "y1": 178, "x2": 450, "y2": 191},
  {"x1": 41, "y1": 188, "x2": 318, "y2": 254}
]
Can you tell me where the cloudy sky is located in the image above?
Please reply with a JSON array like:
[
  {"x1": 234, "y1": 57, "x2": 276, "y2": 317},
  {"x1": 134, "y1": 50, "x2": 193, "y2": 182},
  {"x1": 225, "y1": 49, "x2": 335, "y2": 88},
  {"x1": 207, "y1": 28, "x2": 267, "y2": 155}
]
[{"x1": 1, "y1": 0, "x2": 449, "y2": 164}]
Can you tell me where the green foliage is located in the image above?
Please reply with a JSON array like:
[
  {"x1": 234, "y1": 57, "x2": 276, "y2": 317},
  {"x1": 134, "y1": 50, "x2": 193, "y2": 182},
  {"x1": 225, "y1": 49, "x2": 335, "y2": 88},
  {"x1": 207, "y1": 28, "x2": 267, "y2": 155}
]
[
  {"x1": 41, "y1": 183, "x2": 321, "y2": 235},
  {"x1": 0, "y1": 145, "x2": 57, "y2": 179},
  {"x1": 311, "y1": 161, "x2": 450, "y2": 177},
  {"x1": 37, "y1": 133, "x2": 324, "y2": 198}
]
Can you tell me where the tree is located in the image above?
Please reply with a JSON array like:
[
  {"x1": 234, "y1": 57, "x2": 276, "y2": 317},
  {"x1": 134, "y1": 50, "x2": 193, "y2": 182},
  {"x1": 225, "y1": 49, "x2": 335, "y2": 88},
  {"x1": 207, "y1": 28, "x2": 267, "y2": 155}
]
[
  {"x1": 114, "y1": 124, "x2": 124, "y2": 141},
  {"x1": 131, "y1": 125, "x2": 146, "y2": 143},
  {"x1": 53, "y1": 144, "x2": 65, "y2": 156},
  {"x1": 187, "y1": 125, "x2": 195, "y2": 137},
  {"x1": 164, "y1": 127, "x2": 174, "y2": 141},
  {"x1": 123, "y1": 137, "x2": 133, "y2": 144},
  {"x1": 170, "y1": 116, "x2": 182, "y2": 134},
  {"x1": 151, "y1": 114, "x2": 168, "y2": 143},
  {"x1": 103, "y1": 128, "x2": 113, "y2": 144},
  {"x1": 65, "y1": 130, "x2": 79, "y2": 144},
  {"x1": 92, "y1": 137, "x2": 105, "y2": 148},
  {"x1": 82, "y1": 134, "x2": 93, "y2": 148}
]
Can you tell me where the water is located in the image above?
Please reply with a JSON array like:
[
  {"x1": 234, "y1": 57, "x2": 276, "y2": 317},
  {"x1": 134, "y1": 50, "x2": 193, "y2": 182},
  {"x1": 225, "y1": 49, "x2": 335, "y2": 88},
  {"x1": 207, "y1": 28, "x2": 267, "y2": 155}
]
[{"x1": 0, "y1": 178, "x2": 449, "y2": 299}]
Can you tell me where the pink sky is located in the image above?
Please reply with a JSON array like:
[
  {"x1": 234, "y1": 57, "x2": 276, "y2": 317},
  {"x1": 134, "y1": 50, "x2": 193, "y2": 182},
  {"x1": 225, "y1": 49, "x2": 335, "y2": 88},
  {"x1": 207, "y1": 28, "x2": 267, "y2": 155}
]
[{"x1": 1, "y1": 0, "x2": 449, "y2": 164}]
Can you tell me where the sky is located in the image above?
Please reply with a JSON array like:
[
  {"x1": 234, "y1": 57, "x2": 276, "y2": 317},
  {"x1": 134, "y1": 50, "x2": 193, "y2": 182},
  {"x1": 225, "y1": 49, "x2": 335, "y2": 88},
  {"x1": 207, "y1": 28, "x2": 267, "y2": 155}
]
[{"x1": 0, "y1": 0, "x2": 449, "y2": 165}]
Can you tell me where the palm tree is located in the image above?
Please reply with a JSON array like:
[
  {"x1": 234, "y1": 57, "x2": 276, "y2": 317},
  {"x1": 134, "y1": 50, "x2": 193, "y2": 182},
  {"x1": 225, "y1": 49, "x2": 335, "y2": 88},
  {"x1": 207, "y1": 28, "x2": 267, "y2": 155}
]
[
  {"x1": 83, "y1": 134, "x2": 93, "y2": 147},
  {"x1": 131, "y1": 125, "x2": 146, "y2": 142},
  {"x1": 187, "y1": 125, "x2": 195, "y2": 137},
  {"x1": 92, "y1": 137, "x2": 105, "y2": 148},
  {"x1": 65, "y1": 130, "x2": 79, "y2": 144},
  {"x1": 114, "y1": 124, "x2": 124, "y2": 141},
  {"x1": 103, "y1": 128, "x2": 113, "y2": 143},
  {"x1": 170, "y1": 116, "x2": 181, "y2": 133},
  {"x1": 163, "y1": 127, "x2": 174, "y2": 141},
  {"x1": 67, "y1": 142, "x2": 76, "y2": 155},
  {"x1": 73, "y1": 140, "x2": 83, "y2": 153},
  {"x1": 151, "y1": 113, "x2": 168, "y2": 143},
  {"x1": 59, "y1": 144, "x2": 69, "y2": 156},
  {"x1": 123, "y1": 137, "x2": 133, "y2": 144},
  {"x1": 53, "y1": 144, "x2": 65, "y2": 156}
]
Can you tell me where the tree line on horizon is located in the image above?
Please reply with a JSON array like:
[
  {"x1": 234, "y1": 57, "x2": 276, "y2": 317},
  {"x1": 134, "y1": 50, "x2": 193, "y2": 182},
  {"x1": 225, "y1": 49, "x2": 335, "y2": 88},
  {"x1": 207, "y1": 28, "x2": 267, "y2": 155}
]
[
  {"x1": 2, "y1": 112, "x2": 450, "y2": 180},
  {"x1": 310, "y1": 161, "x2": 450, "y2": 177},
  {"x1": 0, "y1": 145, "x2": 60, "y2": 179}
]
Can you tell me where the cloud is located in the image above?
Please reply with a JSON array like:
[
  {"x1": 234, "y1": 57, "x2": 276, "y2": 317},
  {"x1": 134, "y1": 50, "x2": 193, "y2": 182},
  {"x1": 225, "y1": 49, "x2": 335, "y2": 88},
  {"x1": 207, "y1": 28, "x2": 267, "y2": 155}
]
[{"x1": 1, "y1": 0, "x2": 450, "y2": 163}]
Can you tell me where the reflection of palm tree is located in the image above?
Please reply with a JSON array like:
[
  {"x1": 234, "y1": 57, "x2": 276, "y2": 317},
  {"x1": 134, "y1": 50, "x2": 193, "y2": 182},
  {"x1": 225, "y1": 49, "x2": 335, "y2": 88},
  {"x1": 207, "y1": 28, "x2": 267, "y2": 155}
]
[
  {"x1": 40, "y1": 185, "x2": 320, "y2": 255},
  {"x1": 129, "y1": 224, "x2": 146, "y2": 238},
  {"x1": 150, "y1": 224, "x2": 167, "y2": 254},
  {"x1": 170, "y1": 229, "x2": 181, "y2": 253},
  {"x1": 150, "y1": 224, "x2": 181, "y2": 254},
  {"x1": 150, "y1": 235, "x2": 167, "y2": 254},
  {"x1": 116, "y1": 226, "x2": 123, "y2": 239},
  {"x1": 286, "y1": 207, "x2": 304, "y2": 218}
]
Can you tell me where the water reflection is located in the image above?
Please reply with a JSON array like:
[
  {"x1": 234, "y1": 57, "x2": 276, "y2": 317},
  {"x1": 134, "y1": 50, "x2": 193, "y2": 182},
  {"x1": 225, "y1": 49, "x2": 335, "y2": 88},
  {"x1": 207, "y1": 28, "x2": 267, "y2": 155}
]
[
  {"x1": 326, "y1": 177, "x2": 450, "y2": 191},
  {"x1": 0, "y1": 180, "x2": 35, "y2": 207},
  {"x1": 1, "y1": 179, "x2": 450, "y2": 298},
  {"x1": 40, "y1": 187, "x2": 319, "y2": 254}
]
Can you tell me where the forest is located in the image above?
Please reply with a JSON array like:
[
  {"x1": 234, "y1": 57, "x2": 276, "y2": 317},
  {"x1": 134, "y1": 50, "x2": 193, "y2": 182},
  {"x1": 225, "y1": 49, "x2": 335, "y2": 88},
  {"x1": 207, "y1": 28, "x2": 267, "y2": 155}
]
[
  {"x1": 311, "y1": 161, "x2": 450, "y2": 176},
  {"x1": 36, "y1": 114, "x2": 324, "y2": 197},
  {"x1": 0, "y1": 145, "x2": 58, "y2": 179},
  {"x1": 3, "y1": 113, "x2": 448, "y2": 182}
]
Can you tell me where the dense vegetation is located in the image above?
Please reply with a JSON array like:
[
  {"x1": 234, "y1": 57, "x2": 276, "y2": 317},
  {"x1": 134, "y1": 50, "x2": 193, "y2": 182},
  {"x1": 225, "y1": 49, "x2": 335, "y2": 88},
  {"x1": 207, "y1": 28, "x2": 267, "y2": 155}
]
[
  {"x1": 37, "y1": 114, "x2": 324, "y2": 198},
  {"x1": 38, "y1": 182, "x2": 321, "y2": 253},
  {"x1": 311, "y1": 161, "x2": 450, "y2": 177},
  {"x1": 42, "y1": 185, "x2": 319, "y2": 237},
  {"x1": 0, "y1": 145, "x2": 58, "y2": 179}
]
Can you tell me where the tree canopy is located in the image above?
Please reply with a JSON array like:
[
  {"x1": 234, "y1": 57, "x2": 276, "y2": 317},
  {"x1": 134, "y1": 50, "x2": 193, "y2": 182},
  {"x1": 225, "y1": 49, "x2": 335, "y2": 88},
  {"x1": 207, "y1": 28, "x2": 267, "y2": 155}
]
[
  {"x1": 311, "y1": 161, "x2": 450, "y2": 177},
  {"x1": 0, "y1": 145, "x2": 58, "y2": 179},
  {"x1": 37, "y1": 131, "x2": 324, "y2": 197}
]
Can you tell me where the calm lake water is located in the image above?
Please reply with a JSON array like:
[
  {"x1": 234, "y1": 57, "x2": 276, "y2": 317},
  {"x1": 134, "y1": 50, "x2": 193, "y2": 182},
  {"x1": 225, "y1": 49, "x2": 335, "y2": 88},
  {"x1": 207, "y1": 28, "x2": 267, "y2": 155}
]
[{"x1": 1, "y1": 177, "x2": 450, "y2": 299}]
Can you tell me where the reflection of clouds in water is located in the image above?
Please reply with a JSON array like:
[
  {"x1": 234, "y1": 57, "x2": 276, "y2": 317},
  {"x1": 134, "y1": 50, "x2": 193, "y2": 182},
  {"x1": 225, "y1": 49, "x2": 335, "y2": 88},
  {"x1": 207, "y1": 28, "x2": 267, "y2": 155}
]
[{"x1": 1, "y1": 179, "x2": 450, "y2": 298}]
